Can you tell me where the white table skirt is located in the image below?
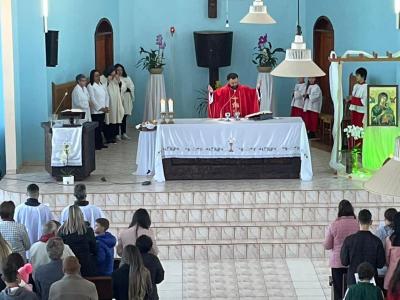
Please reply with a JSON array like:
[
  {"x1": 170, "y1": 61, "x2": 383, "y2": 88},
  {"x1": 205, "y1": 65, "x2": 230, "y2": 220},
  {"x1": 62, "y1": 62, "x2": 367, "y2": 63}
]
[
  {"x1": 154, "y1": 117, "x2": 313, "y2": 182},
  {"x1": 143, "y1": 74, "x2": 166, "y2": 121},
  {"x1": 135, "y1": 131, "x2": 157, "y2": 176},
  {"x1": 257, "y1": 72, "x2": 275, "y2": 114}
]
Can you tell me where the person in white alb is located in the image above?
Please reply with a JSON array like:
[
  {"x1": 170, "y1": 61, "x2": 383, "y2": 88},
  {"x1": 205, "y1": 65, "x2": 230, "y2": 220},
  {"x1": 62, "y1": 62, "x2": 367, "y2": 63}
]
[
  {"x1": 87, "y1": 69, "x2": 110, "y2": 150},
  {"x1": 303, "y1": 77, "x2": 323, "y2": 139},
  {"x1": 115, "y1": 63, "x2": 135, "y2": 141},
  {"x1": 348, "y1": 67, "x2": 368, "y2": 127},
  {"x1": 290, "y1": 77, "x2": 307, "y2": 121},
  {"x1": 14, "y1": 184, "x2": 53, "y2": 244},
  {"x1": 71, "y1": 74, "x2": 91, "y2": 122},
  {"x1": 60, "y1": 184, "x2": 103, "y2": 227}
]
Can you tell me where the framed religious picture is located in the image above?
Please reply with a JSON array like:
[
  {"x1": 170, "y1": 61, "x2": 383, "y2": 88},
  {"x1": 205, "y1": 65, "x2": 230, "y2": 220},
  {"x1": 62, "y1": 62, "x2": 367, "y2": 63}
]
[{"x1": 367, "y1": 85, "x2": 398, "y2": 127}]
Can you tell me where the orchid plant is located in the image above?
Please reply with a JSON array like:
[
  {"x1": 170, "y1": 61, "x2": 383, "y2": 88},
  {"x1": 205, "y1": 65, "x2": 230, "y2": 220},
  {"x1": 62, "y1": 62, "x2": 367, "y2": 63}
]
[
  {"x1": 137, "y1": 34, "x2": 166, "y2": 71},
  {"x1": 344, "y1": 125, "x2": 364, "y2": 151},
  {"x1": 252, "y1": 34, "x2": 284, "y2": 68},
  {"x1": 60, "y1": 143, "x2": 74, "y2": 176}
]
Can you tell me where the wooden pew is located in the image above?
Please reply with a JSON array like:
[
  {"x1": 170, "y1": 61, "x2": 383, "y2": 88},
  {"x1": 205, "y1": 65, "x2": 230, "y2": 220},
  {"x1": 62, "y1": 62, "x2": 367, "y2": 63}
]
[{"x1": 85, "y1": 276, "x2": 113, "y2": 300}]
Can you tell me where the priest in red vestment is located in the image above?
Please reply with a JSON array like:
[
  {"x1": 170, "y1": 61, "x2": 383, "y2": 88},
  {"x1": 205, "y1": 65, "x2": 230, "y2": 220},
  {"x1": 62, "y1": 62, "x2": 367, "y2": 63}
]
[{"x1": 208, "y1": 73, "x2": 260, "y2": 118}]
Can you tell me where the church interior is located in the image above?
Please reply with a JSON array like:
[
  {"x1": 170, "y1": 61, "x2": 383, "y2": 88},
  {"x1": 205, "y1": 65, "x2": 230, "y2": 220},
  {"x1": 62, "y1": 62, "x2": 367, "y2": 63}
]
[{"x1": 0, "y1": 0, "x2": 400, "y2": 299}]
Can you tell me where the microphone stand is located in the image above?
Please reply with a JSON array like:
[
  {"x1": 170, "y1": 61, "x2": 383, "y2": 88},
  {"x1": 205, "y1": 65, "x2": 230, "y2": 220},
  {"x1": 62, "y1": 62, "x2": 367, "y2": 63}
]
[{"x1": 50, "y1": 91, "x2": 68, "y2": 131}]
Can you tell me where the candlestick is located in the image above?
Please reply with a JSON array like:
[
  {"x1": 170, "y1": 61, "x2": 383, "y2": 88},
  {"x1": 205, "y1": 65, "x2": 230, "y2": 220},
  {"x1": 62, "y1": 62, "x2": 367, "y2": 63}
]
[
  {"x1": 160, "y1": 99, "x2": 166, "y2": 113},
  {"x1": 168, "y1": 98, "x2": 174, "y2": 113}
]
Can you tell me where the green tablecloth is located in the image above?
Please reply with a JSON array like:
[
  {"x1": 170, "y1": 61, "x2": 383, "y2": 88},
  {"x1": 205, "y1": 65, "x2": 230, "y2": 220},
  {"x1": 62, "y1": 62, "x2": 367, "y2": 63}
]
[{"x1": 362, "y1": 126, "x2": 400, "y2": 170}]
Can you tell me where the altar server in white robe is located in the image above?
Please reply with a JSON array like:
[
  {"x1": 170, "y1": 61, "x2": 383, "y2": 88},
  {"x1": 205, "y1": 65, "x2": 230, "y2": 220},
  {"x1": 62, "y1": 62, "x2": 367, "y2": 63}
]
[
  {"x1": 115, "y1": 63, "x2": 135, "y2": 140},
  {"x1": 14, "y1": 184, "x2": 53, "y2": 244},
  {"x1": 290, "y1": 77, "x2": 307, "y2": 120},
  {"x1": 88, "y1": 69, "x2": 109, "y2": 150},
  {"x1": 303, "y1": 77, "x2": 322, "y2": 138},
  {"x1": 60, "y1": 184, "x2": 103, "y2": 227},
  {"x1": 71, "y1": 74, "x2": 91, "y2": 122},
  {"x1": 349, "y1": 67, "x2": 368, "y2": 127},
  {"x1": 101, "y1": 66, "x2": 125, "y2": 144}
]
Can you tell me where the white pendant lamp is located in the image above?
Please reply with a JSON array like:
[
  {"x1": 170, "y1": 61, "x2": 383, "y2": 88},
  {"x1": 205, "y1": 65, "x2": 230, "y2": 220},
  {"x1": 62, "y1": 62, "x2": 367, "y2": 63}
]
[
  {"x1": 271, "y1": 0, "x2": 325, "y2": 78},
  {"x1": 364, "y1": 136, "x2": 400, "y2": 197},
  {"x1": 240, "y1": 0, "x2": 276, "y2": 24}
]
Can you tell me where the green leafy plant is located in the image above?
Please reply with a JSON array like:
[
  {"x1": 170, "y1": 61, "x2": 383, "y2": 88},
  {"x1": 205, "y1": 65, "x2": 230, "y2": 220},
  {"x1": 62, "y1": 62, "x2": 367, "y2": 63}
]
[
  {"x1": 195, "y1": 81, "x2": 222, "y2": 117},
  {"x1": 136, "y1": 34, "x2": 166, "y2": 71},
  {"x1": 60, "y1": 143, "x2": 74, "y2": 177},
  {"x1": 252, "y1": 33, "x2": 284, "y2": 68}
]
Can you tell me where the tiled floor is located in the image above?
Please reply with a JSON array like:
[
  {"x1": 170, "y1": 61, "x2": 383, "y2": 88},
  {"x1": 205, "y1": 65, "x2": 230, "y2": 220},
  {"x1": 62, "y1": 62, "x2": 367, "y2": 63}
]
[
  {"x1": 1, "y1": 127, "x2": 366, "y2": 194},
  {"x1": 158, "y1": 258, "x2": 331, "y2": 300}
]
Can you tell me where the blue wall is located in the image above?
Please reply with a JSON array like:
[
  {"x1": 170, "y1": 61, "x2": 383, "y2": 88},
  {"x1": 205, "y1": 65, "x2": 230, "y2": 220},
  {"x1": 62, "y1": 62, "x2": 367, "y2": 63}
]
[
  {"x1": 305, "y1": 0, "x2": 400, "y2": 95},
  {"x1": 126, "y1": 0, "x2": 302, "y2": 122},
  {"x1": 0, "y1": 21, "x2": 5, "y2": 175}
]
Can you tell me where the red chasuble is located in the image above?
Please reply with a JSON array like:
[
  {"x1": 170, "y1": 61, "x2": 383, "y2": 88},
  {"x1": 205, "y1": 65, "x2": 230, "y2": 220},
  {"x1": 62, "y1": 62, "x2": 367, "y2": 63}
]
[{"x1": 208, "y1": 84, "x2": 260, "y2": 118}]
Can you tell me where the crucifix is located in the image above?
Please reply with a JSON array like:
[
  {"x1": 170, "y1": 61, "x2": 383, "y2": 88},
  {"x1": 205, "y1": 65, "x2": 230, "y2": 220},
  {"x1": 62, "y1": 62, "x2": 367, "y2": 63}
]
[
  {"x1": 231, "y1": 94, "x2": 240, "y2": 113},
  {"x1": 208, "y1": 0, "x2": 217, "y2": 18}
]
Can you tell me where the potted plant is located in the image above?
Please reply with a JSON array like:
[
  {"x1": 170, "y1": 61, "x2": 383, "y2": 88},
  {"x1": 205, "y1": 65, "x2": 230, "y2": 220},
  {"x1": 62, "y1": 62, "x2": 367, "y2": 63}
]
[
  {"x1": 137, "y1": 34, "x2": 166, "y2": 74},
  {"x1": 343, "y1": 125, "x2": 364, "y2": 174},
  {"x1": 252, "y1": 33, "x2": 284, "y2": 73},
  {"x1": 60, "y1": 143, "x2": 74, "y2": 185},
  {"x1": 195, "y1": 81, "x2": 222, "y2": 117}
]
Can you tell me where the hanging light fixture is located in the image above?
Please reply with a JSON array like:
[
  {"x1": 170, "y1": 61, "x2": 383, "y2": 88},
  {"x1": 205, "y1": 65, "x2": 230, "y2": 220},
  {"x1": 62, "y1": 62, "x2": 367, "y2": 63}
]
[
  {"x1": 271, "y1": 0, "x2": 325, "y2": 78},
  {"x1": 42, "y1": 0, "x2": 49, "y2": 33},
  {"x1": 240, "y1": 0, "x2": 276, "y2": 24},
  {"x1": 364, "y1": 137, "x2": 400, "y2": 197}
]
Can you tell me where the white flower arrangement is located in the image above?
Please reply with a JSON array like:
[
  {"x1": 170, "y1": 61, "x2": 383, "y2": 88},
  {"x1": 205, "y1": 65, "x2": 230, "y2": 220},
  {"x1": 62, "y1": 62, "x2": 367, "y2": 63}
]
[
  {"x1": 136, "y1": 121, "x2": 157, "y2": 131},
  {"x1": 343, "y1": 125, "x2": 364, "y2": 140}
]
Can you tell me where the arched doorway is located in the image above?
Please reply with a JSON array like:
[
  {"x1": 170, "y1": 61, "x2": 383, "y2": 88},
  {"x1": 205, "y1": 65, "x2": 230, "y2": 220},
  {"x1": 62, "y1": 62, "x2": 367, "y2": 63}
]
[
  {"x1": 95, "y1": 19, "x2": 114, "y2": 74},
  {"x1": 313, "y1": 16, "x2": 334, "y2": 115}
]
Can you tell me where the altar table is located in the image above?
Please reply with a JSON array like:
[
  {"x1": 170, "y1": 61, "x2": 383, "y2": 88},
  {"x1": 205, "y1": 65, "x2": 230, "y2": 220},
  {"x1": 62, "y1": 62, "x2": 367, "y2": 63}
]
[{"x1": 154, "y1": 118, "x2": 313, "y2": 182}]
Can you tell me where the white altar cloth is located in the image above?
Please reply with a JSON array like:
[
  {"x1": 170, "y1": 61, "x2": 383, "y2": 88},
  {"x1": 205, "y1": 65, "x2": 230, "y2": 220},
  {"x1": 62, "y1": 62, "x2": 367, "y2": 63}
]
[
  {"x1": 135, "y1": 131, "x2": 157, "y2": 176},
  {"x1": 154, "y1": 117, "x2": 313, "y2": 182}
]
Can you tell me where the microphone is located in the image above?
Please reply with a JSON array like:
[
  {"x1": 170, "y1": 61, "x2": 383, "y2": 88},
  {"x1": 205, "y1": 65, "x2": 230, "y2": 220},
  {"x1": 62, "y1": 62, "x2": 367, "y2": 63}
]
[
  {"x1": 219, "y1": 89, "x2": 236, "y2": 119},
  {"x1": 54, "y1": 91, "x2": 69, "y2": 115}
]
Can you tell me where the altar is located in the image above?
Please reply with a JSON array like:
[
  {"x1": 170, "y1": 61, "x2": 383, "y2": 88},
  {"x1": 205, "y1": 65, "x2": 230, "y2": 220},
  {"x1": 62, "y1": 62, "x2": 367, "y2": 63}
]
[{"x1": 153, "y1": 117, "x2": 313, "y2": 181}]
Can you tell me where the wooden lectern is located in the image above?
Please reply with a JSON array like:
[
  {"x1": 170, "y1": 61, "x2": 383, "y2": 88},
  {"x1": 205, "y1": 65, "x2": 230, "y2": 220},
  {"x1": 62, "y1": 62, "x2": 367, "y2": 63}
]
[{"x1": 41, "y1": 122, "x2": 97, "y2": 181}]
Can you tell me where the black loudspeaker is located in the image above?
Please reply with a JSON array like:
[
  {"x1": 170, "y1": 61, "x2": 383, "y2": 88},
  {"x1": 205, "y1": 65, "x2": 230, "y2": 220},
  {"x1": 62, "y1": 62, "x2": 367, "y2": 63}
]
[
  {"x1": 208, "y1": 0, "x2": 217, "y2": 18},
  {"x1": 193, "y1": 31, "x2": 233, "y2": 86},
  {"x1": 45, "y1": 30, "x2": 59, "y2": 67}
]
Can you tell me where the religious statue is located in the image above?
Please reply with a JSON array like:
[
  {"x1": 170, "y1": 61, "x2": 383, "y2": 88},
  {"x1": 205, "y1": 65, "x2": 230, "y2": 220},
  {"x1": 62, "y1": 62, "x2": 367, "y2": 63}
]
[{"x1": 208, "y1": 73, "x2": 260, "y2": 118}]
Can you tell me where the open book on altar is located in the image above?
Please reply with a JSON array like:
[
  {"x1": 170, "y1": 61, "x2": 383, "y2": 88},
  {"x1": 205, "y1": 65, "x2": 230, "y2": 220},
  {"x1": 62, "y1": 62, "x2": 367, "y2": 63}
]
[{"x1": 245, "y1": 110, "x2": 273, "y2": 120}]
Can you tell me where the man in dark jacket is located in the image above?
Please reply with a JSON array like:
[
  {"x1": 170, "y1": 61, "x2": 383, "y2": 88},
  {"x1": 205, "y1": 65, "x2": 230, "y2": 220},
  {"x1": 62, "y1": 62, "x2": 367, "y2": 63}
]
[
  {"x1": 94, "y1": 218, "x2": 116, "y2": 276},
  {"x1": 136, "y1": 235, "x2": 164, "y2": 300},
  {"x1": 340, "y1": 209, "x2": 386, "y2": 285}
]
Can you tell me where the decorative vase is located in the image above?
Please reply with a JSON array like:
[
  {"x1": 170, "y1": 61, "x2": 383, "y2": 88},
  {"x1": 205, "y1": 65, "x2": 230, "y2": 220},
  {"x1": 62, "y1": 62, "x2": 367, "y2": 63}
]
[
  {"x1": 62, "y1": 176, "x2": 74, "y2": 185},
  {"x1": 149, "y1": 68, "x2": 163, "y2": 74},
  {"x1": 257, "y1": 66, "x2": 272, "y2": 73}
]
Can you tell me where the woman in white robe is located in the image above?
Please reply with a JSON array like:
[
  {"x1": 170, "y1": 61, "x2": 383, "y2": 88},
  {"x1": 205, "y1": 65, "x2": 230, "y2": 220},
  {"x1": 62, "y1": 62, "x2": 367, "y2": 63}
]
[
  {"x1": 101, "y1": 66, "x2": 124, "y2": 144},
  {"x1": 71, "y1": 74, "x2": 91, "y2": 123},
  {"x1": 115, "y1": 64, "x2": 135, "y2": 140}
]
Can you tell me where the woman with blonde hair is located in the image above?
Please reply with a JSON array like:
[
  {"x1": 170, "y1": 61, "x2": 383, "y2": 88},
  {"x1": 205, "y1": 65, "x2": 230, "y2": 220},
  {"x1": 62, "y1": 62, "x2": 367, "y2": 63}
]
[
  {"x1": 58, "y1": 205, "x2": 97, "y2": 276},
  {"x1": 0, "y1": 233, "x2": 11, "y2": 268},
  {"x1": 112, "y1": 245, "x2": 152, "y2": 300}
]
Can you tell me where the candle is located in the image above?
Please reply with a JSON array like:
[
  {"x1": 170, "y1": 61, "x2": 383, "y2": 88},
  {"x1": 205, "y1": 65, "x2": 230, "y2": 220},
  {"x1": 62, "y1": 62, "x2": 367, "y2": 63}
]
[
  {"x1": 160, "y1": 99, "x2": 166, "y2": 113},
  {"x1": 168, "y1": 98, "x2": 174, "y2": 113}
]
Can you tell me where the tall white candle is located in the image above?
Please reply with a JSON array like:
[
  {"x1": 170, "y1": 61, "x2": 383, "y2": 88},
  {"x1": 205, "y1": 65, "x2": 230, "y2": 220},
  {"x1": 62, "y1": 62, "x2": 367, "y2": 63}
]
[
  {"x1": 168, "y1": 98, "x2": 174, "y2": 113},
  {"x1": 160, "y1": 99, "x2": 166, "y2": 113}
]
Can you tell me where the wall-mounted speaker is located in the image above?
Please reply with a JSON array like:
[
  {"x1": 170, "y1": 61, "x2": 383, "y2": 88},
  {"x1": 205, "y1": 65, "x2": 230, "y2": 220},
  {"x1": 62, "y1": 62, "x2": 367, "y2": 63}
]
[
  {"x1": 45, "y1": 30, "x2": 59, "y2": 67},
  {"x1": 208, "y1": 0, "x2": 217, "y2": 18}
]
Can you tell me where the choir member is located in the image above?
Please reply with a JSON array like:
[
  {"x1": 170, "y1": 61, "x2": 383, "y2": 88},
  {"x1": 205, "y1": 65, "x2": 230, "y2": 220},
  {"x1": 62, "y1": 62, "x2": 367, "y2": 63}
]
[{"x1": 71, "y1": 74, "x2": 91, "y2": 122}]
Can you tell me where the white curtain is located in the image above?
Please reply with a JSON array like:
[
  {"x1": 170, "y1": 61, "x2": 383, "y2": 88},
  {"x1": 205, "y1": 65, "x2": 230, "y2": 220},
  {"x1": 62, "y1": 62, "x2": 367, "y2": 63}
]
[
  {"x1": 329, "y1": 57, "x2": 345, "y2": 171},
  {"x1": 257, "y1": 72, "x2": 274, "y2": 114},
  {"x1": 143, "y1": 74, "x2": 166, "y2": 121}
]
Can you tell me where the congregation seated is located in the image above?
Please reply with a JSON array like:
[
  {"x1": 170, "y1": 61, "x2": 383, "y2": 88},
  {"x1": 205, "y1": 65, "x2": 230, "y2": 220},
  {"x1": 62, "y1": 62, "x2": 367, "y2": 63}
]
[
  {"x1": 14, "y1": 184, "x2": 53, "y2": 245},
  {"x1": 60, "y1": 184, "x2": 103, "y2": 227},
  {"x1": 34, "y1": 237, "x2": 66, "y2": 300},
  {"x1": 30, "y1": 221, "x2": 75, "y2": 271},
  {"x1": 136, "y1": 235, "x2": 164, "y2": 300},
  {"x1": 48, "y1": 256, "x2": 98, "y2": 300},
  {"x1": 344, "y1": 262, "x2": 384, "y2": 300},
  {"x1": 0, "y1": 201, "x2": 30, "y2": 261},
  {"x1": 117, "y1": 209, "x2": 158, "y2": 257},
  {"x1": 58, "y1": 205, "x2": 97, "y2": 277},
  {"x1": 94, "y1": 218, "x2": 116, "y2": 276},
  {"x1": 324, "y1": 199, "x2": 359, "y2": 300},
  {"x1": 341, "y1": 209, "x2": 386, "y2": 286},
  {"x1": 0, "y1": 254, "x2": 38, "y2": 300},
  {"x1": 112, "y1": 245, "x2": 152, "y2": 300}
]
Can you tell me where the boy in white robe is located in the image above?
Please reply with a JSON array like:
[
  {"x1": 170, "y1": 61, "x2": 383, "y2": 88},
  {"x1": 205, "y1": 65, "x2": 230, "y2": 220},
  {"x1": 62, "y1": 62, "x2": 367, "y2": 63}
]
[
  {"x1": 349, "y1": 67, "x2": 368, "y2": 127},
  {"x1": 71, "y1": 74, "x2": 91, "y2": 123},
  {"x1": 60, "y1": 184, "x2": 103, "y2": 227},
  {"x1": 303, "y1": 77, "x2": 322, "y2": 139},
  {"x1": 290, "y1": 77, "x2": 307, "y2": 120},
  {"x1": 14, "y1": 184, "x2": 53, "y2": 244}
]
